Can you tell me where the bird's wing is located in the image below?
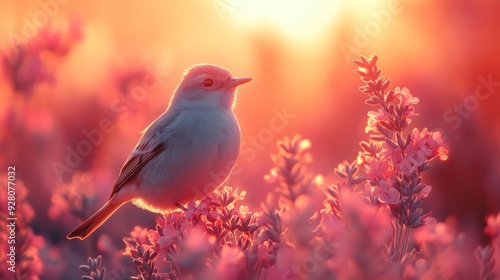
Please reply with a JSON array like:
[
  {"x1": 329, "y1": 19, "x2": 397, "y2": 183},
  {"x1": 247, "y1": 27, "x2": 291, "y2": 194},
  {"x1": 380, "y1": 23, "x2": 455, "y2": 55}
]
[{"x1": 108, "y1": 111, "x2": 182, "y2": 199}]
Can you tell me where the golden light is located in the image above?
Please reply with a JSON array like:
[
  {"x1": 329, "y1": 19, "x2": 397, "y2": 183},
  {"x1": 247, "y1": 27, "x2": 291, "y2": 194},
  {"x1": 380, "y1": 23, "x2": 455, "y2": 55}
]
[{"x1": 229, "y1": 0, "x2": 342, "y2": 41}]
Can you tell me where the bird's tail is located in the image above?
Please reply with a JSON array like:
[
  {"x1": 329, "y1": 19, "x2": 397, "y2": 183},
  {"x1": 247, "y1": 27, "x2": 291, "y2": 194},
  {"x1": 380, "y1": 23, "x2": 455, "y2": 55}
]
[{"x1": 67, "y1": 197, "x2": 127, "y2": 240}]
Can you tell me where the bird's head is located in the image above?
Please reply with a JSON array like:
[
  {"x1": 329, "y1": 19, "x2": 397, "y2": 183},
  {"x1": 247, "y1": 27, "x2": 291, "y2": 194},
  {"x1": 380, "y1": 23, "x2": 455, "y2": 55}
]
[{"x1": 170, "y1": 64, "x2": 252, "y2": 110}]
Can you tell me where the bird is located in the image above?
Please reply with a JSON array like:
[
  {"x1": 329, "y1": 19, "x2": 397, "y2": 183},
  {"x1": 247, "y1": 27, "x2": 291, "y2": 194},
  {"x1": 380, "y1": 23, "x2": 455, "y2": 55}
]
[{"x1": 67, "y1": 64, "x2": 252, "y2": 240}]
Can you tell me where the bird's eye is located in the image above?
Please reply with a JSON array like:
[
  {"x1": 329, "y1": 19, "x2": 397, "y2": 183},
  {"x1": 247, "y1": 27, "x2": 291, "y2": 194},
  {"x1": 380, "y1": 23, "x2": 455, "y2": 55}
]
[{"x1": 203, "y1": 79, "x2": 214, "y2": 87}]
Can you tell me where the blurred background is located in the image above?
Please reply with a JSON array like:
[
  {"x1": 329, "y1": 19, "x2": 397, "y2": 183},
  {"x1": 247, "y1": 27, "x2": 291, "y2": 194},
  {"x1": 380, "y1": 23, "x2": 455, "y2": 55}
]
[{"x1": 1, "y1": 0, "x2": 500, "y2": 278}]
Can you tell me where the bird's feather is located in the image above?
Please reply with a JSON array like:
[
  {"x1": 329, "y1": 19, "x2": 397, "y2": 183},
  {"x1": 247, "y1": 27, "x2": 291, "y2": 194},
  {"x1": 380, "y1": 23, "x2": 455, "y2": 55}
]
[{"x1": 108, "y1": 111, "x2": 182, "y2": 199}]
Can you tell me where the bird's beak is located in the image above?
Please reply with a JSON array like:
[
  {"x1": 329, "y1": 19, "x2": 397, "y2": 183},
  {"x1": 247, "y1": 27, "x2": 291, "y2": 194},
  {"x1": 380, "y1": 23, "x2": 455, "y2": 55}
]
[{"x1": 227, "y1": 77, "x2": 253, "y2": 88}]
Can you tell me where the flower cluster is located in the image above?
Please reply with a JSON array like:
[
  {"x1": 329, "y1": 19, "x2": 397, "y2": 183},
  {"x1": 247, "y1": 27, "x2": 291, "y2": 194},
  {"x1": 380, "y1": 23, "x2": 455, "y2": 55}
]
[
  {"x1": 120, "y1": 186, "x2": 281, "y2": 280},
  {"x1": 0, "y1": 177, "x2": 44, "y2": 279},
  {"x1": 349, "y1": 55, "x2": 449, "y2": 262},
  {"x1": 2, "y1": 18, "x2": 82, "y2": 95},
  {"x1": 79, "y1": 255, "x2": 106, "y2": 280},
  {"x1": 264, "y1": 135, "x2": 315, "y2": 207},
  {"x1": 48, "y1": 173, "x2": 98, "y2": 222}
]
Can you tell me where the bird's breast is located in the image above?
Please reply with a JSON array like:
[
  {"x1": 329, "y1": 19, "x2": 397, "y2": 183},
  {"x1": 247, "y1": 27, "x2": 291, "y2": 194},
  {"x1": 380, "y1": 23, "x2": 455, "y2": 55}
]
[
  {"x1": 135, "y1": 109, "x2": 241, "y2": 210},
  {"x1": 184, "y1": 109, "x2": 240, "y2": 152}
]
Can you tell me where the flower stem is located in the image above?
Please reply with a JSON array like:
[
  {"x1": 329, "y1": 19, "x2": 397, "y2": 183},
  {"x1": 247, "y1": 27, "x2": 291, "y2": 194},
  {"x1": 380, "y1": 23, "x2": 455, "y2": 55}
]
[{"x1": 400, "y1": 226, "x2": 411, "y2": 262}]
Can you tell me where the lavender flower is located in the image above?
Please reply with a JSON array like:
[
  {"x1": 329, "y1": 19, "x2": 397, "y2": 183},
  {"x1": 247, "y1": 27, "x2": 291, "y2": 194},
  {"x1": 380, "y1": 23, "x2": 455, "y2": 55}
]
[
  {"x1": 353, "y1": 55, "x2": 448, "y2": 262},
  {"x1": 79, "y1": 255, "x2": 106, "y2": 280},
  {"x1": 2, "y1": 19, "x2": 82, "y2": 95},
  {"x1": 119, "y1": 186, "x2": 281, "y2": 280},
  {"x1": 123, "y1": 237, "x2": 163, "y2": 280},
  {"x1": 48, "y1": 173, "x2": 98, "y2": 223},
  {"x1": 0, "y1": 177, "x2": 44, "y2": 279},
  {"x1": 264, "y1": 135, "x2": 316, "y2": 207}
]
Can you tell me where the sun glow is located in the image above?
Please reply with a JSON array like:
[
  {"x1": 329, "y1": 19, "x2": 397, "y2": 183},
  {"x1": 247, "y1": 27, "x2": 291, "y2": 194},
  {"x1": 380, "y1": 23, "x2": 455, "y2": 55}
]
[{"x1": 230, "y1": 0, "x2": 342, "y2": 40}]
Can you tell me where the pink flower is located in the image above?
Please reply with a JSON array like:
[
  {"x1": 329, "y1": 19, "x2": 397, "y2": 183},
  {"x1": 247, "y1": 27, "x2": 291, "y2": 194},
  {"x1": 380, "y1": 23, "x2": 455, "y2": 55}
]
[
  {"x1": 238, "y1": 205, "x2": 251, "y2": 218},
  {"x1": 365, "y1": 157, "x2": 394, "y2": 181},
  {"x1": 148, "y1": 229, "x2": 161, "y2": 245},
  {"x1": 403, "y1": 258, "x2": 428, "y2": 280},
  {"x1": 364, "y1": 182, "x2": 380, "y2": 203},
  {"x1": 183, "y1": 228, "x2": 215, "y2": 257},
  {"x1": 130, "y1": 226, "x2": 150, "y2": 245},
  {"x1": 0, "y1": 178, "x2": 44, "y2": 279},
  {"x1": 155, "y1": 236, "x2": 170, "y2": 252},
  {"x1": 210, "y1": 186, "x2": 246, "y2": 210},
  {"x1": 380, "y1": 142, "x2": 403, "y2": 165},
  {"x1": 2, "y1": 19, "x2": 83, "y2": 95},
  {"x1": 151, "y1": 212, "x2": 190, "y2": 252},
  {"x1": 417, "y1": 185, "x2": 432, "y2": 199},
  {"x1": 396, "y1": 128, "x2": 448, "y2": 174},
  {"x1": 338, "y1": 189, "x2": 393, "y2": 243},
  {"x1": 399, "y1": 152, "x2": 423, "y2": 174},
  {"x1": 256, "y1": 241, "x2": 278, "y2": 268},
  {"x1": 216, "y1": 246, "x2": 246, "y2": 280},
  {"x1": 411, "y1": 128, "x2": 448, "y2": 161},
  {"x1": 48, "y1": 173, "x2": 96, "y2": 220},
  {"x1": 484, "y1": 213, "x2": 500, "y2": 238},
  {"x1": 378, "y1": 186, "x2": 404, "y2": 204},
  {"x1": 185, "y1": 200, "x2": 209, "y2": 218},
  {"x1": 395, "y1": 87, "x2": 419, "y2": 107},
  {"x1": 413, "y1": 217, "x2": 454, "y2": 246},
  {"x1": 233, "y1": 187, "x2": 247, "y2": 201},
  {"x1": 365, "y1": 109, "x2": 390, "y2": 133}
]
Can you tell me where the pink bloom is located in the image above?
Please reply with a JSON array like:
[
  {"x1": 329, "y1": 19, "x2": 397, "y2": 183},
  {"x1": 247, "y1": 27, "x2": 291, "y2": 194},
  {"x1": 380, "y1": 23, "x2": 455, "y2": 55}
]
[
  {"x1": 183, "y1": 228, "x2": 215, "y2": 255},
  {"x1": 395, "y1": 87, "x2": 419, "y2": 106},
  {"x1": 340, "y1": 190, "x2": 393, "y2": 243},
  {"x1": 2, "y1": 19, "x2": 83, "y2": 95},
  {"x1": 381, "y1": 142, "x2": 403, "y2": 165},
  {"x1": 130, "y1": 226, "x2": 149, "y2": 245},
  {"x1": 377, "y1": 179, "x2": 393, "y2": 192},
  {"x1": 365, "y1": 109, "x2": 390, "y2": 133},
  {"x1": 364, "y1": 182, "x2": 380, "y2": 203},
  {"x1": 238, "y1": 205, "x2": 251, "y2": 218},
  {"x1": 48, "y1": 173, "x2": 96, "y2": 220},
  {"x1": 185, "y1": 200, "x2": 209, "y2": 218},
  {"x1": 484, "y1": 213, "x2": 500, "y2": 238},
  {"x1": 403, "y1": 258, "x2": 429, "y2": 280},
  {"x1": 399, "y1": 151, "x2": 423, "y2": 174},
  {"x1": 417, "y1": 185, "x2": 432, "y2": 199},
  {"x1": 152, "y1": 212, "x2": 191, "y2": 252},
  {"x1": 207, "y1": 210, "x2": 219, "y2": 221},
  {"x1": 378, "y1": 187, "x2": 403, "y2": 204},
  {"x1": 365, "y1": 157, "x2": 394, "y2": 181},
  {"x1": 148, "y1": 229, "x2": 160, "y2": 245},
  {"x1": 413, "y1": 217, "x2": 454, "y2": 246},
  {"x1": 233, "y1": 187, "x2": 247, "y2": 201},
  {"x1": 412, "y1": 128, "x2": 448, "y2": 161},
  {"x1": 0, "y1": 178, "x2": 44, "y2": 279},
  {"x1": 256, "y1": 241, "x2": 278, "y2": 268},
  {"x1": 397, "y1": 128, "x2": 448, "y2": 174},
  {"x1": 216, "y1": 245, "x2": 246, "y2": 280},
  {"x1": 155, "y1": 236, "x2": 170, "y2": 252},
  {"x1": 97, "y1": 234, "x2": 116, "y2": 254}
]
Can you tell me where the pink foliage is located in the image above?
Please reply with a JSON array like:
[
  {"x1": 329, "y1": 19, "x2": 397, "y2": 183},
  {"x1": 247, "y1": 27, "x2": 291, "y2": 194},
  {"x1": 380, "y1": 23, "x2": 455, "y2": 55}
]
[{"x1": 0, "y1": 178, "x2": 44, "y2": 280}]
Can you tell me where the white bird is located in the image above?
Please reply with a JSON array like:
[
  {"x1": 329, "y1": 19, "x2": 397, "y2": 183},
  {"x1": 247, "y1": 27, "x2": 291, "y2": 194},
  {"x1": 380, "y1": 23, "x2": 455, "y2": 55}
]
[{"x1": 67, "y1": 64, "x2": 252, "y2": 240}]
